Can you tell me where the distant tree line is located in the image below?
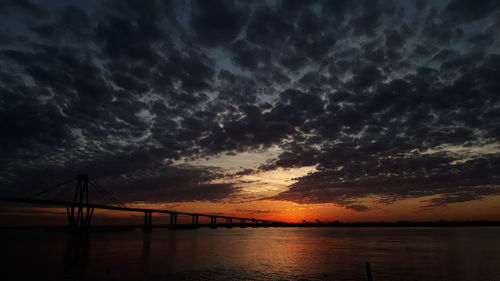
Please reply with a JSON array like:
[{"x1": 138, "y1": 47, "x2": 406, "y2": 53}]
[{"x1": 289, "y1": 220, "x2": 500, "y2": 227}]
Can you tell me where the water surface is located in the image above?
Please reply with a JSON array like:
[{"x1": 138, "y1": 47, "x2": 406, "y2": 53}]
[{"x1": 2, "y1": 227, "x2": 500, "y2": 280}]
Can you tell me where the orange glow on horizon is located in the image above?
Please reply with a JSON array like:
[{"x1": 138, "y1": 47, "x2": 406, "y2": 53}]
[{"x1": 2, "y1": 195, "x2": 500, "y2": 226}]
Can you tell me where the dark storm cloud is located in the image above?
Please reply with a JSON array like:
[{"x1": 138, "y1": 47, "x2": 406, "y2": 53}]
[
  {"x1": 105, "y1": 164, "x2": 239, "y2": 203},
  {"x1": 344, "y1": 205, "x2": 371, "y2": 212},
  {"x1": 0, "y1": 0, "x2": 50, "y2": 19},
  {"x1": 235, "y1": 209, "x2": 280, "y2": 214},
  {"x1": 0, "y1": 146, "x2": 239, "y2": 203},
  {"x1": 1, "y1": 0, "x2": 499, "y2": 209},
  {"x1": 227, "y1": 39, "x2": 271, "y2": 70},
  {"x1": 190, "y1": 0, "x2": 248, "y2": 47},
  {"x1": 443, "y1": 0, "x2": 500, "y2": 23},
  {"x1": 268, "y1": 153, "x2": 500, "y2": 207}
]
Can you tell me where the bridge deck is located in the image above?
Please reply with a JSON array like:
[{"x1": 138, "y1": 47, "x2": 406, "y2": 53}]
[{"x1": 0, "y1": 197, "x2": 282, "y2": 224}]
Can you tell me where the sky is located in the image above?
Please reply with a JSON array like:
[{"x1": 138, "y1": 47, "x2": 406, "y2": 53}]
[{"x1": 1, "y1": 0, "x2": 500, "y2": 224}]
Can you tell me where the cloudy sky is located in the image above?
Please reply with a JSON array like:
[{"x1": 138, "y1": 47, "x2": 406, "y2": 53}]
[{"x1": 1, "y1": 0, "x2": 500, "y2": 222}]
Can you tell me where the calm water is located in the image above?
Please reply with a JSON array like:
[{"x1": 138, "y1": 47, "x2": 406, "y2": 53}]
[{"x1": 2, "y1": 227, "x2": 500, "y2": 281}]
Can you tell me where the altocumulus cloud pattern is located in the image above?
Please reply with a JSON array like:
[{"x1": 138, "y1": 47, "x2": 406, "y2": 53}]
[{"x1": 0, "y1": 0, "x2": 499, "y2": 211}]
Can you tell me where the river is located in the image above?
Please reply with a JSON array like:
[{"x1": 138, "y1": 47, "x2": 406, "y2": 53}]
[{"x1": 2, "y1": 227, "x2": 500, "y2": 280}]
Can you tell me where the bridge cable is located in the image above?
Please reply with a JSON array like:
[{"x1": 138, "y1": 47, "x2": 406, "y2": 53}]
[
  {"x1": 45, "y1": 182, "x2": 73, "y2": 201},
  {"x1": 87, "y1": 183, "x2": 113, "y2": 205},
  {"x1": 88, "y1": 180, "x2": 127, "y2": 208},
  {"x1": 24, "y1": 177, "x2": 77, "y2": 200}
]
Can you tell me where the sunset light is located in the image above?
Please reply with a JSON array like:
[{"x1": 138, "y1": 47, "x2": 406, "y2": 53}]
[{"x1": 1, "y1": 0, "x2": 500, "y2": 280}]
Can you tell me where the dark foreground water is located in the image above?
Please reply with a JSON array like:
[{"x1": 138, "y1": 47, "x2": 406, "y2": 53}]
[{"x1": 2, "y1": 227, "x2": 500, "y2": 281}]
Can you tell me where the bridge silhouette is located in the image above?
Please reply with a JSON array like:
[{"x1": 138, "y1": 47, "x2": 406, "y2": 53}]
[{"x1": 0, "y1": 174, "x2": 285, "y2": 231}]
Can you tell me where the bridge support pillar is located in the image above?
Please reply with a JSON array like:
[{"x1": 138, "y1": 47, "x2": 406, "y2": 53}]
[
  {"x1": 225, "y1": 217, "x2": 233, "y2": 228},
  {"x1": 210, "y1": 216, "x2": 217, "y2": 228},
  {"x1": 192, "y1": 215, "x2": 199, "y2": 225},
  {"x1": 67, "y1": 174, "x2": 94, "y2": 230},
  {"x1": 143, "y1": 211, "x2": 152, "y2": 231},
  {"x1": 170, "y1": 213, "x2": 177, "y2": 226}
]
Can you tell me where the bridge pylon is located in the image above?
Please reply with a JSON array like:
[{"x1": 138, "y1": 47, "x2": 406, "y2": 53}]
[{"x1": 66, "y1": 174, "x2": 94, "y2": 229}]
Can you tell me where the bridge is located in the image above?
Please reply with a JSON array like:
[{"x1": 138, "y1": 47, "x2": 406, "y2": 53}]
[{"x1": 0, "y1": 174, "x2": 285, "y2": 231}]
